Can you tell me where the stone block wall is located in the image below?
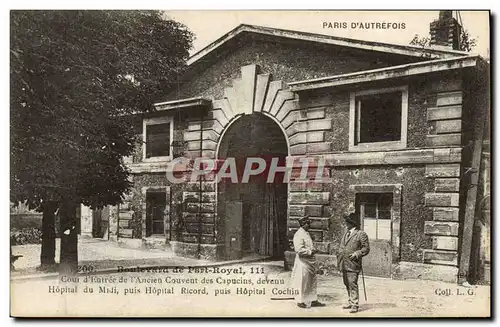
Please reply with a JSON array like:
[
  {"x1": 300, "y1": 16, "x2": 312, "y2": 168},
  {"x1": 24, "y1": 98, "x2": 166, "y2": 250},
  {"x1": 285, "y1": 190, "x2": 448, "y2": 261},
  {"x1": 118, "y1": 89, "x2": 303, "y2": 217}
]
[
  {"x1": 117, "y1": 192, "x2": 135, "y2": 239},
  {"x1": 287, "y1": 188, "x2": 331, "y2": 254},
  {"x1": 281, "y1": 71, "x2": 467, "y2": 282},
  {"x1": 177, "y1": 181, "x2": 219, "y2": 260},
  {"x1": 171, "y1": 38, "x2": 416, "y2": 102},
  {"x1": 421, "y1": 89, "x2": 464, "y2": 278}
]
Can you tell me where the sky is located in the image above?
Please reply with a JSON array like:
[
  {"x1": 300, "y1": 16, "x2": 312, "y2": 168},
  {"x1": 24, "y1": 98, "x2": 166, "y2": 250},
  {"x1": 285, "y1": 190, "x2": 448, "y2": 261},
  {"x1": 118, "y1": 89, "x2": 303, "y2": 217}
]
[{"x1": 167, "y1": 10, "x2": 490, "y2": 58}]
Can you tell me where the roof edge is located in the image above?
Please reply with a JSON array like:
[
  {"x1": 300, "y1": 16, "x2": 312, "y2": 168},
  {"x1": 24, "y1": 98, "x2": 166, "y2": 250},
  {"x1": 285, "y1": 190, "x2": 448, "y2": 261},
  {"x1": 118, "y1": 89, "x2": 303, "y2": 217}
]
[
  {"x1": 289, "y1": 56, "x2": 479, "y2": 91},
  {"x1": 187, "y1": 24, "x2": 471, "y2": 66},
  {"x1": 154, "y1": 97, "x2": 211, "y2": 111}
]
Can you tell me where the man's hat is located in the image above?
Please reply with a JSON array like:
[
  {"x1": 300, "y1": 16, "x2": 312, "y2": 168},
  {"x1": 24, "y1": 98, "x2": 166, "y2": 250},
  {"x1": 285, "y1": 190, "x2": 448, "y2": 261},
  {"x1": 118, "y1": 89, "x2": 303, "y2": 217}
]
[
  {"x1": 344, "y1": 212, "x2": 358, "y2": 225},
  {"x1": 298, "y1": 215, "x2": 311, "y2": 226}
]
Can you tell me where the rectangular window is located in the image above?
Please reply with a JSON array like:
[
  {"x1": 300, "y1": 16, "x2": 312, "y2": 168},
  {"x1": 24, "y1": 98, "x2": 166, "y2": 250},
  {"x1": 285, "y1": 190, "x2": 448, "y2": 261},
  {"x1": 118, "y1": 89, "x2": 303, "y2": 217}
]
[
  {"x1": 146, "y1": 123, "x2": 171, "y2": 158},
  {"x1": 357, "y1": 193, "x2": 393, "y2": 241},
  {"x1": 146, "y1": 191, "x2": 166, "y2": 236},
  {"x1": 143, "y1": 116, "x2": 174, "y2": 161},
  {"x1": 355, "y1": 91, "x2": 402, "y2": 144},
  {"x1": 349, "y1": 86, "x2": 408, "y2": 151}
]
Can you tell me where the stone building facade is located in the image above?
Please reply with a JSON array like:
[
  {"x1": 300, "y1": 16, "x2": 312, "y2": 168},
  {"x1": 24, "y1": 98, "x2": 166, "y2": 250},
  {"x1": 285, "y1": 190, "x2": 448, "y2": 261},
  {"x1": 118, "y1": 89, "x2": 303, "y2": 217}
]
[{"x1": 80, "y1": 19, "x2": 490, "y2": 283}]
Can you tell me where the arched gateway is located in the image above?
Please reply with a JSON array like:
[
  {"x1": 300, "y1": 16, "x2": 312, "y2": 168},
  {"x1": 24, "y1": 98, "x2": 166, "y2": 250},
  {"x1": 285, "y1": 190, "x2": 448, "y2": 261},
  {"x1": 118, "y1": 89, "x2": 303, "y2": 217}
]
[
  {"x1": 208, "y1": 65, "x2": 298, "y2": 260},
  {"x1": 217, "y1": 113, "x2": 289, "y2": 260},
  {"x1": 172, "y1": 64, "x2": 308, "y2": 262}
]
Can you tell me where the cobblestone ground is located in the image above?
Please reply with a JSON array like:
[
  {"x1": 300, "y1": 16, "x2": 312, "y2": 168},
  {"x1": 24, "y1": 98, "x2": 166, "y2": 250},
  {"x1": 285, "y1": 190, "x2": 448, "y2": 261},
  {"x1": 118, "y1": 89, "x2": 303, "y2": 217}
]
[{"x1": 10, "y1": 261, "x2": 490, "y2": 318}]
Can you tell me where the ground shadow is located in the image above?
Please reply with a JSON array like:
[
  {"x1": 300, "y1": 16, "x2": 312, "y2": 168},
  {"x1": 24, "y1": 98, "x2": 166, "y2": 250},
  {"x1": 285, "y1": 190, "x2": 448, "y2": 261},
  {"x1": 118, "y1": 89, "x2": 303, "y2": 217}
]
[
  {"x1": 318, "y1": 294, "x2": 338, "y2": 303},
  {"x1": 359, "y1": 302, "x2": 397, "y2": 312}
]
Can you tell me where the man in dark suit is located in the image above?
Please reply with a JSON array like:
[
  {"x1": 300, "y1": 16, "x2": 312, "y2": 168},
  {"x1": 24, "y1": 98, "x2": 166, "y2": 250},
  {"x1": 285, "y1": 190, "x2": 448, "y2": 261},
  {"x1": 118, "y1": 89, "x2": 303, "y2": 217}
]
[{"x1": 337, "y1": 212, "x2": 370, "y2": 313}]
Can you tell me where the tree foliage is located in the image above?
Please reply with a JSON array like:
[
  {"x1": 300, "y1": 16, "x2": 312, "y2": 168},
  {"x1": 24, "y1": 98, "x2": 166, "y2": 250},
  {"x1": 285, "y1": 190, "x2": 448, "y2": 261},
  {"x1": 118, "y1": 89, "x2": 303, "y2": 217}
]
[
  {"x1": 409, "y1": 28, "x2": 477, "y2": 52},
  {"x1": 409, "y1": 34, "x2": 431, "y2": 48},
  {"x1": 11, "y1": 10, "x2": 194, "y2": 210},
  {"x1": 458, "y1": 29, "x2": 477, "y2": 53}
]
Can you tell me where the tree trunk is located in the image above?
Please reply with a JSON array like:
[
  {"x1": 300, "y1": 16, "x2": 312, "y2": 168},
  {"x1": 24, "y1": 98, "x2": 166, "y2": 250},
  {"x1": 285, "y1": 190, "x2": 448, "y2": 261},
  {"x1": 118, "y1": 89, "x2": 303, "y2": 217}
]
[
  {"x1": 59, "y1": 200, "x2": 78, "y2": 276},
  {"x1": 40, "y1": 201, "x2": 58, "y2": 268}
]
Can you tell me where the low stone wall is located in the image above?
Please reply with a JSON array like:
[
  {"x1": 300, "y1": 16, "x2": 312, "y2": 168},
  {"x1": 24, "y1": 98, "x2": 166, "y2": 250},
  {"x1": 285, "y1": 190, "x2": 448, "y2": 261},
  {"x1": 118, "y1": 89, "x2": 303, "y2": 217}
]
[
  {"x1": 10, "y1": 213, "x2": 43, "y2": 230},
  {"x1": 393, "y1": 261, "x2": 458, "y2": 284}
]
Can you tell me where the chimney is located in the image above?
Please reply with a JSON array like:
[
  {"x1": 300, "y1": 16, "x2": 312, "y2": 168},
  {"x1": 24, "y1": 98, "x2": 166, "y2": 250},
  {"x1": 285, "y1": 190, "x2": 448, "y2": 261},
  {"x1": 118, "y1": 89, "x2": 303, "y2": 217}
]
[{"x1": 429, "y1": 10, "x2": 462, "y2": 50}]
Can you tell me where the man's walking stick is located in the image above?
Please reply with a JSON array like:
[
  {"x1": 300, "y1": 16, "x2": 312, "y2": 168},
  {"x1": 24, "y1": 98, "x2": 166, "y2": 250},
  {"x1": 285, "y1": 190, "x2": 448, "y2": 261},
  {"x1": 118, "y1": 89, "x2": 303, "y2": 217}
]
[{"x1": 361, "y1": 265, "x2": 367, "y2": 301}]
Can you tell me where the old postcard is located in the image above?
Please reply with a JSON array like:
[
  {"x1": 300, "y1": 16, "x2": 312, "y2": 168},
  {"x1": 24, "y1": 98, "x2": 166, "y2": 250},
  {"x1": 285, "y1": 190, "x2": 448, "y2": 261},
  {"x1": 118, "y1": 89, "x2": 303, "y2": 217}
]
[{"x1": 10, "y1": 10, "x2": 491, "y2": 317}]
